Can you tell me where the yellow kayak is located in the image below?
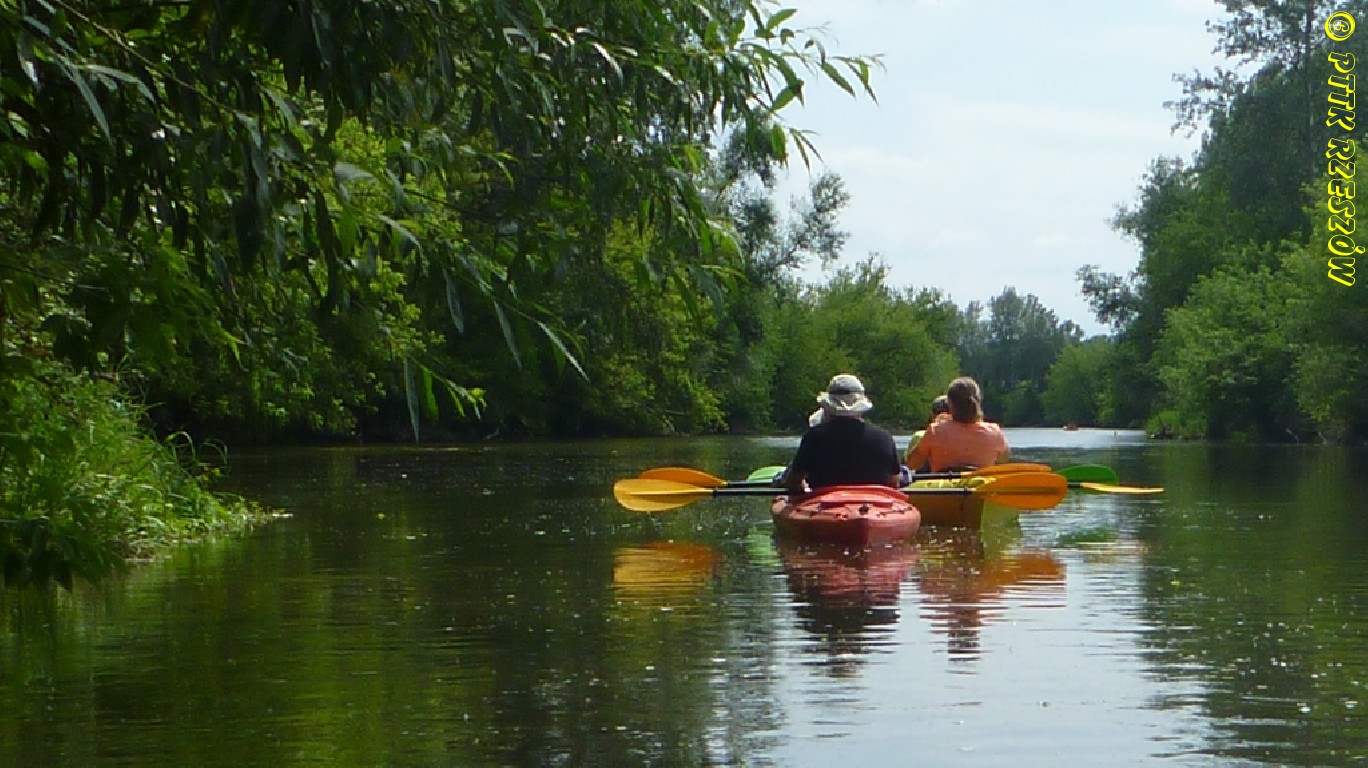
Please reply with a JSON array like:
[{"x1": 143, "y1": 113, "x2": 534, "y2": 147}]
[{"x1": 905, "y1": 476, "x2": 995, "y2": 527}]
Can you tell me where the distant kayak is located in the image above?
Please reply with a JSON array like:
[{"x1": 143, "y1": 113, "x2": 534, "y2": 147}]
[{"x1": 771, "y1": 485, "x2": 920, "y2": 547}]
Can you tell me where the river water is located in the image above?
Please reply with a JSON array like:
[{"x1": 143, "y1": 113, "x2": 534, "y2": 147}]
[{"x1": 4, "y1": 430, "x2": 1368, "y2": 766}]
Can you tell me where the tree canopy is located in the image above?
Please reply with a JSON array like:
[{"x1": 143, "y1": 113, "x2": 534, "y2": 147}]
[{"x1": 1079, "y1": 0, "x2": 1368, "y2": 441}]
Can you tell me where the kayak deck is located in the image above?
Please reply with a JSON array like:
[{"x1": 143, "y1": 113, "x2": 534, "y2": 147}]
[{"x1": 771, "y1": 485, "x2": 921, "y2": 547}]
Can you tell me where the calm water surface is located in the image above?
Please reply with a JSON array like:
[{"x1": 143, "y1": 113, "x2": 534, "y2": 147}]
[{"x1": 4, "y1": 430, "x2": 1368, "y2": 766}]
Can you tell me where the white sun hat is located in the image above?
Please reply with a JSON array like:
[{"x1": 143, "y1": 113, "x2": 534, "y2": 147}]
[{"x1": 815, "y1": 373, "x2": 873, "y2": 417}]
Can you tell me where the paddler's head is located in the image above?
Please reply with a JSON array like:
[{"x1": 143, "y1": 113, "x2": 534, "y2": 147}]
[{"x1": 816, "y1": 374, "x2": 873, "y2": 419}]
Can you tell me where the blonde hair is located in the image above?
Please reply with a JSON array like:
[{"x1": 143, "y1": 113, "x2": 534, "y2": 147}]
[{"x1": 946, "y1": 376, "x2": 983, "y2": 423}]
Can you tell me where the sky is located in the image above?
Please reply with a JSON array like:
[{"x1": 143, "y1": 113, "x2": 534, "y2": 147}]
[{"x1": 770, "y1": 0, "x2": 1229, "y2": 336}]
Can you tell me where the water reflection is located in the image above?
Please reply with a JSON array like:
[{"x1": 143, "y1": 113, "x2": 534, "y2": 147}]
[
  {"x1": 14, "y1": 438, "x2": 1368, "y2": 766},
  {"x1": 773, "y1": 538, "x2": 918, "y2": 677},
  {"x1": 915, "y1": 526, "x2": 1066, "y2": 662},
  {"x1": 611, "y1": 541, "x2": 722, "y2": 608}
]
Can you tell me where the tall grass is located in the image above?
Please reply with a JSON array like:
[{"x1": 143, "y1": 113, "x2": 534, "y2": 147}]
[{"x1": 0, "y1": 362, "x2": 268, "y2": 589}]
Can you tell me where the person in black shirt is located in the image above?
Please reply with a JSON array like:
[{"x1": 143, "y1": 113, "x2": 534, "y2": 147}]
[{"x1": 784, "y1": 374, "x2": 901, "y2": 498}]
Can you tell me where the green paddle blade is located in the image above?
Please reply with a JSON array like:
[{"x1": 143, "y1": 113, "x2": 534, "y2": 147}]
[
  {"x1": 747, "y1": 466, "x2": 787, "y2": 484},
  {"x1": 1057, "y1": 464, "x2": 1120, "y2": 484}
]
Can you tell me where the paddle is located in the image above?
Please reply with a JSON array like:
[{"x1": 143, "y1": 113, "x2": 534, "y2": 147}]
[
  {"x1": 638, "y1": 466, "x2": 737, "y2": 488},
  {"x1": 746, "y1": 465, "x2": 787, "y2": 484},
  {"x1": 614, "y1": 471, "x2": 1069, "y2": 513},
  {"x1": 913, "y1": 462, "x2": 1054, "y2": 480},
  {"x1": 644, "y1": 462, "x2": 1055, "y2": 489},
  {"x1": 639, "y1": 463, "x2": 1155, "y2": 495},
  {"x1": 1069, "y1": 481, "x2": 1163, "y2": 494},
  {"x1": 1056, "y1": 464, "x2": 1120, "y2": 484}
]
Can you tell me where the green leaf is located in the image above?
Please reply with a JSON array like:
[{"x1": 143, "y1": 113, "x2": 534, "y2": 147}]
[
  {"x1": 421, "y1": 366, "x2": 438, "y2": 418},
  {"x1": 769, "y1": 123, "x2": 787, "y2": 158},
  {"x1": 334, "y1": 162, "x2": 374, "y2": 185},
  {"x1": 765, "y1": 8, "x2": 798, "y2": 33},
  {"x1": 441, "y1": 380, "x2": 484, "y2": 419},
  {"x1": 536, "y1": 320, "x2": 587, "y2": 379},
  {"x1": 55, "y1": 59, "x2": 110, "y2": 142},
  {"x1": 443, "y1": 269, "x2": 465, "y2": 333},
  {"x1": 820, "y1": 60, "x2": 855, "y2": 96},
  {"x1": 376, "y1": 214, "x2": 421, "y2": 254},
  {"x1": 81, "y1": 64, "x2": 154, "y2": 102},
  {"x1": 771, "y1": 83, "x2": 801, "y2": 112},
  {"x1": 403, "y1": 358, "x2": 421, "y2": 442},
  {"x1": 590, "y1": 42, "x2": 623, "y2": 84},
  {"x1": 492, "y1": 301, "x2": 522, "y2": 369}
]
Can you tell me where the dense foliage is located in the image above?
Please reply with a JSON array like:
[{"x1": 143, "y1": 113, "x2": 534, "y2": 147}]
[
  {"x1": 1080, "y1": 0, "x2": 1368, "y2": 441},
  {"x1": 0, "y1": 0, "x2": 892, "y2": 585},
  {"x1": 0, "y1": 0, "x2": 1141, "y2": 452}
]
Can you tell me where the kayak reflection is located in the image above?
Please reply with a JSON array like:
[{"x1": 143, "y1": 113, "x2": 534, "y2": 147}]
[
  {"x1": 774, "y1": 537, "x2": 920, "y2": 676},
  {"x1": 915, "y1": 525, "x2": 1065, "y2": 662}
]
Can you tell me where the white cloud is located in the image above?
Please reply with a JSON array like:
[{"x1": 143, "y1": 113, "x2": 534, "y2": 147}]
[
  {"x1": 927, "y1": 228, "x2": 986, "y2": 250},
  {"x1": 1030, "y1": 232, "x2": 1081, "y2": 250},
  {"x1": 766, "y1": 0, "x2": 1228, "y2": 334}
]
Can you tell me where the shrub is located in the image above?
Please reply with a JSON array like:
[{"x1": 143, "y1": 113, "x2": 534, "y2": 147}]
[{"x1": 0, "y1": 362, "x2": 268, "y2": 589}]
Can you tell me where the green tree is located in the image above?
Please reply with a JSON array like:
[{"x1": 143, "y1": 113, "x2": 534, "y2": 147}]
[
  {"x1": 1042, "y1": 337, "x2": 1114, "y2": 427},
  {"x1": 1082, "y1": 0, "x2": 1368, "y2": 438},
  {"x1": 1282, "y1": 228, "x2": 1368, "y2": 442},
  {"x1": 710, "y1": 158, "x2": 855, "y2": 432},
  {"x1": 958, "y1": 288, "x2": 1082, "y2": 425},
  {"x1": 0, "y1": 0, "x2": 886, "y2": 580},
  {"x1": 770, "y1": 259, "x2": 957, "y2": 430},
  {"x1": 1154, "y1": 265, "x2": 1299, "y2": 440}
]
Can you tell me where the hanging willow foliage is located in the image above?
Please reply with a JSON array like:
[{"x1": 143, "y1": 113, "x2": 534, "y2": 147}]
[{"x1": 0, "y1": 0, "x2": 878, "y2": 437}]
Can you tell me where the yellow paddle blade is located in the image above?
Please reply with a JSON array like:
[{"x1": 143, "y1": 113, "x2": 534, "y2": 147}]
[
  {"x1": 970, "y1": 471, "x2": 1068, "y2": 510},
  {"x1": 613, "y1": 478, "x2": 718, "y2": 512},
  {"x1": 638, "y1": 467, "x2": 728, "y2": 487},
  {"x1": 1074, "y1": 482, "x2": 1164, "y2": 495}
]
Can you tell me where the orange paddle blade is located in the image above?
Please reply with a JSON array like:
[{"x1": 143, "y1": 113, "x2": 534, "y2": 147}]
[
  {"x1": 965, "y1": 462, "x2": 1052, "y2": 477},
  {"x1": 971, "y1": 471, "x2": 1068, "y2": 510},
  {"x1": 638, "y1": 467, "x2": 728, "y2": 488}
]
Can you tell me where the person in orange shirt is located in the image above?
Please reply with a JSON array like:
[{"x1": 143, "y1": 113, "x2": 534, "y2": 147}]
[{"x1": 903, "y1": 377, "x2": 1010, "y2": 473}]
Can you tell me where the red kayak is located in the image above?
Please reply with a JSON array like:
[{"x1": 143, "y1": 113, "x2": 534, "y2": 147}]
[{"x1": 771, "y1": 485, "x2": 921, "y2": 547}]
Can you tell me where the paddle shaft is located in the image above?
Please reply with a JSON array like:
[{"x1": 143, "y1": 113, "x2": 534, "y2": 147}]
[
  {"x1": 728, "y1": 462, "x2": 1055, "y2": 488},
  {"x1": 637, "y1": 464, "x2": 1151, "y2": 494},
  {"x1": 719, "y1": 479, "x2": 1160, "y2": 494},
  {"x1": 657, "y1": 486, "x2": 1053, "y2": 499},
  {"x1": 614, "y1": 472, "x2": 1068, "y2": 512},
  {"x1": 724, "y1": 471, "x2": 993, "y2": 489}
]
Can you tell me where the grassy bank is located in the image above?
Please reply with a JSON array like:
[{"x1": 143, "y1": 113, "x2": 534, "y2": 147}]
[{"x1": 0, "y1": 361, "x2": 270, "y2": 589}]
